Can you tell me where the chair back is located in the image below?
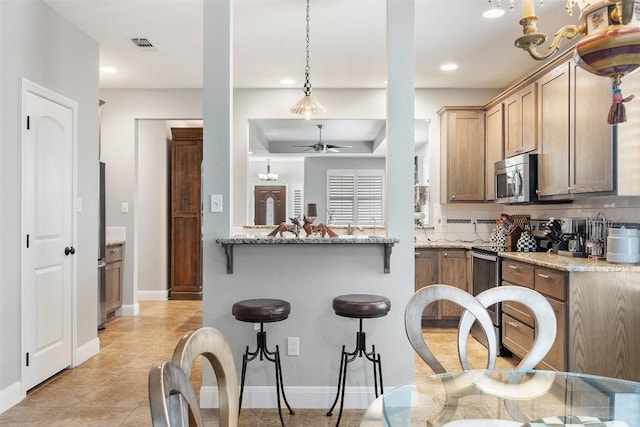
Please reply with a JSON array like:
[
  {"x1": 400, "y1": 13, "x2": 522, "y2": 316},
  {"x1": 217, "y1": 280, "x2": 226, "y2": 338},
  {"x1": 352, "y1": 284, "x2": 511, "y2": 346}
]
[
  {"x1": 148, "y1": 360, "x2": 204, "y2": 427},
  {"x1": 172, "y1": 327, "x2": 240, "y2": 427},
  {"x1": 405, "y1": 284, "x2": 556, "y2": 373}
]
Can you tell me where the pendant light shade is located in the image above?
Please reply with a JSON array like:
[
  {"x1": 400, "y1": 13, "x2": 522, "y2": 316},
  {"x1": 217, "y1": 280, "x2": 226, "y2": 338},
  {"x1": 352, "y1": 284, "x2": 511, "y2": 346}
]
[{"x1": 289, "y1": 0, "x2": 325, "y2": 119}]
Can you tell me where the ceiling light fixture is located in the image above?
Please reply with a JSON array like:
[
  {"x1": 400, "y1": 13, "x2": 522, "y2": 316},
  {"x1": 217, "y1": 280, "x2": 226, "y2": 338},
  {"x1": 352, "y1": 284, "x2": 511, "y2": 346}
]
[
  {"x1": 289, "y1": 0, "x2": 326, "y2": 120},
  {"x1": 501, "y1": 0, "x2": 640, "y2": 124},
  {"x1": 259, "y1": 159, "x2": 278, "y2": 181},
  {"x1": 280, "y1": 79, "x2": 296, "y2": 85},
  {"x1": 440, "y1": 63, "x2": 458, "y2": 71},
  {"x1": 483, "y1": 1, "x2": 505, "y2": 18}
]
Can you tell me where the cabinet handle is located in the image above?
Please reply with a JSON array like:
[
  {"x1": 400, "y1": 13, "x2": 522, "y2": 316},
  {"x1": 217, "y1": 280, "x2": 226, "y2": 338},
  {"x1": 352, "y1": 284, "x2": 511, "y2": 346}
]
[
  {"x1": 451, "y1": 195, "x2": 456, "y2": 200},
  {"x1": 538, "y1": 273, "x2": 550, "y2": 279},
  {"x1": 508, "y1": 265, "x2": 518, "y2": 270},
  {"x1": 507, "y1": 321, "x2": 520, "y2": 328},
  {"x1": 444, "y1": 252, "x2": 448, "y2": 258}
]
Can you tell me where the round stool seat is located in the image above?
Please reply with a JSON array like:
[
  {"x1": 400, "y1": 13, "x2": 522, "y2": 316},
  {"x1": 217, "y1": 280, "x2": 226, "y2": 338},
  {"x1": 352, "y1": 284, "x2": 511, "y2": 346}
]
[
  {"x1": 332, "y1": 294, "x2": 391, "y2": 319},
  {"x1": 232, "y1": 298, "x2": 291, "y2": 323}
]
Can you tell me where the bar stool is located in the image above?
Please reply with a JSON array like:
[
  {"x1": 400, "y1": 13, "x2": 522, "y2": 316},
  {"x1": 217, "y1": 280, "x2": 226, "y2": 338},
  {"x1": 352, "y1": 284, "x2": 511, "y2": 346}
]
[
  {"x1": 326, "y1": 294, "x2": 391, "y2": 426},
  {"x1": 232, "y1": 298, "x2": 295, "y2": 426}
]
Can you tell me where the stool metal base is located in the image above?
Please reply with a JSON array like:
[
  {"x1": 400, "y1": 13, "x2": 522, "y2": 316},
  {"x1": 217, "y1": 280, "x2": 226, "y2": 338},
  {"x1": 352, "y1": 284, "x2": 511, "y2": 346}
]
[
  {"x1": 239, "y1": 323, "x2": 295, "y2": 426},
  {"x1": 326, "y1": 318, "x2": 383, "y2": 426}
]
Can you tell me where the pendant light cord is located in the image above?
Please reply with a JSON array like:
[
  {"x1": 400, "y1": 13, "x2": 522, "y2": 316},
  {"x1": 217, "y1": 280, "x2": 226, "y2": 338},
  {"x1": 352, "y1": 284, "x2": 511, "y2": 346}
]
[{"x1": 303, "y1": 0, "x2": 312, "y2": 96}]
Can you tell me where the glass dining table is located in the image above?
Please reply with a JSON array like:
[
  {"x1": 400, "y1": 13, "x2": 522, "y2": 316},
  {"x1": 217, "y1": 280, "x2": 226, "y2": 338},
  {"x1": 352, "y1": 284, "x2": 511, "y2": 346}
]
[{"x1": 360, "y1": 369, "x2": 640, "y2": 426}]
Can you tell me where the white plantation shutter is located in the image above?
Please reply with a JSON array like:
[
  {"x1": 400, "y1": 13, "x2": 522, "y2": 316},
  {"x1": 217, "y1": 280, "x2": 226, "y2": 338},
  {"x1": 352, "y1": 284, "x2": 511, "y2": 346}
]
[
  {"x1": 293, "y1": 188, "x2": 303, "y2": 219},
  {"x1": 327, "y1": 170, "x2": 384, "y2": 225}
]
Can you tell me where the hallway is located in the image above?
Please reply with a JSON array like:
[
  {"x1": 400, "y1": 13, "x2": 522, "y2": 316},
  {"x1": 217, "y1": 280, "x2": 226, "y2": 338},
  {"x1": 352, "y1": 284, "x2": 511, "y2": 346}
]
[{"x1": 0, "y1": 300, "x2": 515, "y2": 426}]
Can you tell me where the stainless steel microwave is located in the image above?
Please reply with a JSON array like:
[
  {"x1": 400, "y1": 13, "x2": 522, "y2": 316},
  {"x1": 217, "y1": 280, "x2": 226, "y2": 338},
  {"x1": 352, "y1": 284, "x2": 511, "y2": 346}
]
[{"x1": 494, "y1": 153, "x2": 538, "y2": 204}]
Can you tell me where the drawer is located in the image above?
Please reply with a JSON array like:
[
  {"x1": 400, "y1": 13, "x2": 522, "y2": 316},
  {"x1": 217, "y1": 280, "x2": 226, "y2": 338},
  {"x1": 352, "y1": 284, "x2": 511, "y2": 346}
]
[
  {"x1": 502, "y1": 313, "x2": 534, "y2": 360},
  {"x1": 106, "y1": 245, "x2": 122, "y2": 263},
  {"x1": 502, "y1": 260, "x2": 534, "y2": 288},
  {"x1": 534, "y1": 268, "x2": 567, "y2": 301},
  {"x1": 502, "y1": 299, "x2": 534, "y2": 327}
]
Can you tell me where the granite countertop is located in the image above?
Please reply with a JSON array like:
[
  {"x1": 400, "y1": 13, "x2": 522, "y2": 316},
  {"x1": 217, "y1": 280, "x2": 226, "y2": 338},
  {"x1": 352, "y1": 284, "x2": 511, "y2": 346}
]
[
  {"x1": 217, "y1": 236, "x2": 399, "y2": 244},
  {"x1": 415, "y1": 240, "x2": 479, "y2": 249},
  {"x1": 500, "y1": 251, "x2": 640, "y2": 272},
  {"x1": 106, "y1": 240, "x2": 125, "y2": 246}
]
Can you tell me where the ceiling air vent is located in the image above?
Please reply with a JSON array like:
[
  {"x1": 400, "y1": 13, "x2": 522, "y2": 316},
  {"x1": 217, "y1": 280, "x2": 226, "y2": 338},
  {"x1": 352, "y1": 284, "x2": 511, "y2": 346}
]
[{"x1": 131, "y1": 38, "x2": 156, "y2": 50}]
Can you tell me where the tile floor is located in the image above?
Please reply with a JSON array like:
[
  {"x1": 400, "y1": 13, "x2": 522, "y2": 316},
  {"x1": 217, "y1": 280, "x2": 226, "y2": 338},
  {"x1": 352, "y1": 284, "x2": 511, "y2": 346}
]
[{"x1": 0, "y1": 300, "x2": 516, "y2": 426}]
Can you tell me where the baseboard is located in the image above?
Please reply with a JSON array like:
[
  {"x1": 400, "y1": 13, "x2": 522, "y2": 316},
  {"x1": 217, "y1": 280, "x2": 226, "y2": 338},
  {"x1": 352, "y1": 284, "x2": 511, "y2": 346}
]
[
  {"x1": 138, "y1": 290, "x2": 169, "y2": 301},
  {"x1": 200, "y1": 386, "x2": 384, "y2": 409},
  {"x1": 116, "y1": 303, "x2": 139, "y2": 317},
  {"x1": 0, "y1": 382, "x2": 22, "y2": 414},
  {"x1": 75, "y1": 337, "x2": 100, "y2": 366}
]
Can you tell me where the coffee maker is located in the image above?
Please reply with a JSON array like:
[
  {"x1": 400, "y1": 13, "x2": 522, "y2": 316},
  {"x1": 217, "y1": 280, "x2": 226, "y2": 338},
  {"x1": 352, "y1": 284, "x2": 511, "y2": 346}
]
[{"x1": 558, "y1": 217, "x2": 587, "y2": 257}]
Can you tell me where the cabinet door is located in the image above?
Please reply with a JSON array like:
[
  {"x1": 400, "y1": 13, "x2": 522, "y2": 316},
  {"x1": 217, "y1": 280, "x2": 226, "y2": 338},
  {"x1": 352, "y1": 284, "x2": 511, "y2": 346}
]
[
  {"x1": 446, "y1": 110, "x2": 485, "y2": 202},
  {"x1": 570, "y1": 64, "x2": 614, "y2": 194},
  {"x1": 415, "y1": 250, "x2": 438, "y2": 319},
  {"x1": 505, "y1": 84, "x2": 537, "y2": 157},
  {"x1": 439, "y1": 250, "x2": 469, "y2": 319},
  {"x1": 106, "y1": 261, "x2": 122, "y2": 314},
  {"x1": 537, "y1": 297, "x2": 566, "y2": 371},
  {"x1": 485, "y1": 104, "x2": 504, "y2": 201},
  {"x1": 537, "y1": 62, "x2": 570, "y2": 198}
]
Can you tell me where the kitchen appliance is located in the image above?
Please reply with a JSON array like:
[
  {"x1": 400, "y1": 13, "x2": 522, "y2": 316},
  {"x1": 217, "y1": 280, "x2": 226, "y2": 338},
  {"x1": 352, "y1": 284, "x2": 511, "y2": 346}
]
[
  {"x1": 606, "y1": 227, "x2": 640, "y2": 264},
  {"x1": 494, "y1": 153, "x2": 538, "y2": 204},
  {"x1": 557, "y1": 217, "x2": 587, "y2": 257},
  {"x1": 469, "y1": 245, "x2": 509, "y2": 355},
  {"x1": 98, "y1": 161, "x2": 107, "y2": 330}
]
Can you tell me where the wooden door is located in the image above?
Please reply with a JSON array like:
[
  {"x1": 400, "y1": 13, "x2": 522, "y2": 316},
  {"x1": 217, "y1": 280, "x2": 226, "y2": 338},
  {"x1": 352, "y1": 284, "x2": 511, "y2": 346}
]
[
  {"x1": 23, "y1": 87, "x2": 74, "y2": 390},
  {"x1": 170, "y1": 128, "x2": 202, "y2": 300},
  {"x1": 415, "y1": 250, "x2": 438, "y2": 319},
  {"x1": 570, "y1": 64, "x2": 614, "y2": 194},
  {"x1": 537, "y1": 62, "x2": 570, "y2": 198},
  {"x1": 439, "y1": 250, "x2": 469, "y2": 319},
  {"x1": 485, "y1": 104, "x2": 504, "y2": 201},
  {"x1": 254, "y1": 185, "x2": 286, "y2": 225}
]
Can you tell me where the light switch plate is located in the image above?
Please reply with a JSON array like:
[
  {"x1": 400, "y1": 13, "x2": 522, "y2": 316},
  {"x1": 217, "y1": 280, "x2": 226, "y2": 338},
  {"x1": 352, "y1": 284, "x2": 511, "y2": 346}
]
[
  {"x1": 211, "y1": 194, "x2": 223, "y2": 212},
  {"x1": 121, "y1": 202, "x2": 129, "y2": 214}
]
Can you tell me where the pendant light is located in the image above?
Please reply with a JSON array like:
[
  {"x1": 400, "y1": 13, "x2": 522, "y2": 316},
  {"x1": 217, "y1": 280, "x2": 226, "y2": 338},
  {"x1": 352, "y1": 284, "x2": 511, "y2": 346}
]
[
  {"x1": 259, "y1": 159, "x2": 278, "y2": 182},
  {"x1": 289, "y1": 0, "x2": 326, "y2": 119}
]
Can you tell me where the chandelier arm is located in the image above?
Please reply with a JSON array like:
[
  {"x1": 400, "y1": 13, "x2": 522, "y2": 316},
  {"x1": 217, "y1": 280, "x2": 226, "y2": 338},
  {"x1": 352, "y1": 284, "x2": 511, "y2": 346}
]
[{"x1": 517, "y1": 24, "x2": 583, "y2": 61}]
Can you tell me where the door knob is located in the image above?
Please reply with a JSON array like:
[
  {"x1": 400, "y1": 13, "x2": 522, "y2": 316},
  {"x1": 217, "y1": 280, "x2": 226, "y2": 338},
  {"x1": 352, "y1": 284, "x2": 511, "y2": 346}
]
[{"x1": 64, "y1": 246, "x2": 76, "y2": 256}]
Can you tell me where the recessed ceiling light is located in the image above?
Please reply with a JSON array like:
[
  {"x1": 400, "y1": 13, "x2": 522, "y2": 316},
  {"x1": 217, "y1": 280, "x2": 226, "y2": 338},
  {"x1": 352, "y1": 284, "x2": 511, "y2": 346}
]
[
  {"x1": 440, "y1": 63, "x2": 458, "y2": 71},
  {"x1": 101, "y1": 67, "x2": 117, "y2": 74},
  {"x1": 483, "y1": 7, "x2": 505, "y2": 18},
  {"x1": 280, "y1": 79, "x2": 295, "y2": 85}
]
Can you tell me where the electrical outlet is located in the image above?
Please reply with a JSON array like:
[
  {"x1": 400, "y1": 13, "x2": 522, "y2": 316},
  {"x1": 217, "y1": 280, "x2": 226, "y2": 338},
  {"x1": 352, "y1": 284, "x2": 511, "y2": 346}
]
[
  {"x1": 287, "y1": 337, "x2": 299, "y2": 356},
  {"x1": 471, "y1": 218, "x2": 477, "y2": 225}
]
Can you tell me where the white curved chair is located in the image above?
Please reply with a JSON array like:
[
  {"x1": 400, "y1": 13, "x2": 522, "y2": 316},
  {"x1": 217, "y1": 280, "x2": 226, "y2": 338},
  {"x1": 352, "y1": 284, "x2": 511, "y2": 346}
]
[
  {"x1": 148, "y1": 360, "x2": 204, "y2": 427},
  {"x1": 149, "y1": 327, "x2": 239, "y2": 427},
  {"x1": 404, "y1": 284, "x2": 558, "y2": 425}
]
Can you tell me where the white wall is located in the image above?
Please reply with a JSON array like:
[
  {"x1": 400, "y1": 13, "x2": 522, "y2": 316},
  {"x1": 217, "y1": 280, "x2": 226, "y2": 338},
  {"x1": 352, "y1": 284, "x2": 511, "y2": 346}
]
[
  {"x1": 137, "y1": 120, "x2": 169, "y2": 296},
  {"x1": 98, "y1": 89, "x2": 203, "y2": 312},
  {"x1": 1, "y1": 0, "x2": 99, "y2": 405}
]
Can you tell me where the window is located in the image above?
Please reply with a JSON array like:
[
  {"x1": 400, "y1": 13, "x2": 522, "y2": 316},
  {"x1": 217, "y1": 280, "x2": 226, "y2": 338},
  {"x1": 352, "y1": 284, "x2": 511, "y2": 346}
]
[{"x1": 327, "y1": 169, "x2": 384, "y2": 225}]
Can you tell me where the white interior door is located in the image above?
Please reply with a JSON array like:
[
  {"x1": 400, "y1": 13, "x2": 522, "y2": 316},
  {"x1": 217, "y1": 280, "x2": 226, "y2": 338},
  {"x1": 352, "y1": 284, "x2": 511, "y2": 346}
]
[{"x1": 22, "y1": 87, "x2": 74, "y2": 390}]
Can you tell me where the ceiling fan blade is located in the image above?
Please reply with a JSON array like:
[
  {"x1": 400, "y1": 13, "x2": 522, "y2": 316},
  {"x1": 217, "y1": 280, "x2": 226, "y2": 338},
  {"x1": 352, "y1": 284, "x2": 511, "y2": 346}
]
[
  {"x1": 326, "y1": 144, "x2": 352, "y2": 149},
  {"x1": 327, "y1": 148, "x2": 340, "y2": 153}
]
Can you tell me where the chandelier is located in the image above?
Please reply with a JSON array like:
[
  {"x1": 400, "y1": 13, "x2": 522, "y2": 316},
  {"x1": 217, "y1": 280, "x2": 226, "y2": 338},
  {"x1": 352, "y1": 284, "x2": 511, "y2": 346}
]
[
  {"x1": 259, "y1": 159, "x2": 278, "y2": 182},
  {"x1": 492, "y1": 0, "x2": 640, "y2": 123},
  {"x1": 289, "y1": 0, "x2": 326, "y2": 119}
]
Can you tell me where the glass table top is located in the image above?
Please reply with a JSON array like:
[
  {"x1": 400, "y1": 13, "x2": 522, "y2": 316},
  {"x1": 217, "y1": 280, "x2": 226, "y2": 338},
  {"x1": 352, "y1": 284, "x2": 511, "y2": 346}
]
[{"x1": 361, "y1": 369, "x2": 640, "y2": 426}]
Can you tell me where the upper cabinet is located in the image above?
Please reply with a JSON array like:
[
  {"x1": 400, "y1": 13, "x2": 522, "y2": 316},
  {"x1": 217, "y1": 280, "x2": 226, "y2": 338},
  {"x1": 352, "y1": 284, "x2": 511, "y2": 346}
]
[
  {"x1": 439, "y1": 107, "x2": 486, "y2": 203},
  {"x1": 536, "y1": 61, "x2": 614, "y2": 200},
  {"x1": 485, "y1": 103, "x2": 504, "y2": 201},
  {"x1": 504, "y1": 83, "x2": 537, "y2": 158}
]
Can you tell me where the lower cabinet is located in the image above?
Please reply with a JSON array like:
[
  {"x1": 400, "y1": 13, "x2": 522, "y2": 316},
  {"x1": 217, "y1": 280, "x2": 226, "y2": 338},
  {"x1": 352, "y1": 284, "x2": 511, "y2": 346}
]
[
  {"x1": 106, "y1": 244, "x2": 123, "y2": 315},
  {"x1": 415, "y1": 249, "x2": 470, "y2": 323},
  {"x1": 501, "y1": 259, "x2": 567, "y2": 371}
]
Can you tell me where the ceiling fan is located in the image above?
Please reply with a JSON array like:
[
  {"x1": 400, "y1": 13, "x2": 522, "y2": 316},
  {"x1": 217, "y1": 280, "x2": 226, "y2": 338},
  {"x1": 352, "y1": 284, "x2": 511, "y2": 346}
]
[{"x1": 292, "y1": 124, "x2": 352, "y2": 153}]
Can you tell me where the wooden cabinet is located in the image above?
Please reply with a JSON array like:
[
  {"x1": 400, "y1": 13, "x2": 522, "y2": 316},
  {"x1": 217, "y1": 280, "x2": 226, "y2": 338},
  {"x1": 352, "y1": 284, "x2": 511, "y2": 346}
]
[
  {"x1": 537, "y1": 62, "x2": 570, "y2": 198},
  {"x1": 439, "y1": 107, "x2": 486, "y2": 203},
  {"x1": 504, "y1": 83, "x2": 537, "y2": 158},
  {"x1": 484, "y1": 103, "x2": 504, "y2": 201},
  {"x1": 537, "y1": 61, "x2": 613, "y2": 200},
  {"x1": 170, "y1": 128, "x2": 203, "y2": 300},
  {"x1": 415, "y1": 249, "x2": 469, "y2": 323},
  {"x1": 106, "y1": 244, "x2": 123, "y2": 314},
  {"x1": 501, "y1": 259, "x2": 567, "y2": 371}
]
